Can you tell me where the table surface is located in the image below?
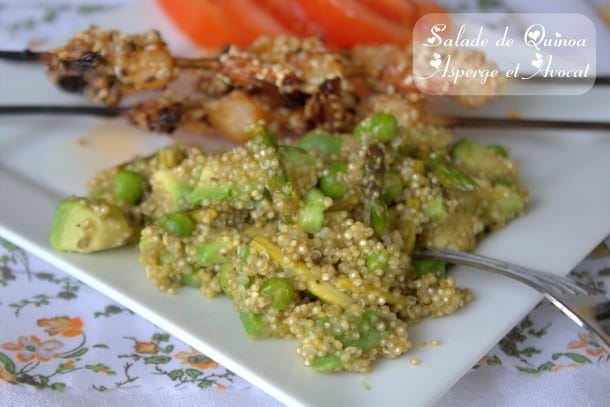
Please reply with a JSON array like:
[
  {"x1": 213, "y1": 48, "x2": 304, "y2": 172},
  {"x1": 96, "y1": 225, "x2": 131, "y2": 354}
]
[{"x1": 0, "y1": 1, "x2": 609, "y2": 406}]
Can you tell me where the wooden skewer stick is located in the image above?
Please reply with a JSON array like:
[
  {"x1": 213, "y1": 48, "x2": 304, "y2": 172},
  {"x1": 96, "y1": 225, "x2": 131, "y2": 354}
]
[
  {"x1": 1, "y1": 105, "x2": 609, "y2": 131},
  {"x1": 0, "y1": 49, "x2": 47, "y2": 62},
  {"x1": 172, "y1": 57, "x2": 220, "y2": 69},
  {"x1": 434, "y1": 116, "x2": 610, "y2": 131},
  {"x1": 523, "y1": 75, "x2": 610, "y2": 86},
  {"x1": 0, "y1": 49, "x2": 220, "y2": 69},
  {"x1": 1, "y1": 48, "x2": 607, "y2": 85},
  {"x1": 0, "y1": 105, "x2": 125, "y2": 117}
]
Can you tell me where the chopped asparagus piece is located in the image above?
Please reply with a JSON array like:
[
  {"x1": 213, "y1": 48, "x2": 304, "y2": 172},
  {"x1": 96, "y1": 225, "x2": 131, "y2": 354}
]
[
  {"x1": 297, "y1": 132, "x2": 343, "y2": 155},
  {"x1": 414, "y1": 259, "x2": 446, "y2": 278},
  {"x1": 428, "y1": 157, "x2": 479, "y2": 192}
]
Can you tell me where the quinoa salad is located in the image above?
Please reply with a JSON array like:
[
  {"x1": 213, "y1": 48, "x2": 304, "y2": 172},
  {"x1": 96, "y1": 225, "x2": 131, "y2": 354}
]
[{"x1": 49, "y1": 112, "x2": 528, "y2": 373}]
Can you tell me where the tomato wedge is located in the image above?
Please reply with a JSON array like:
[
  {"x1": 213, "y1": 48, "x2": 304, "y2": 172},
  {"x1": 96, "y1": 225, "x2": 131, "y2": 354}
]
[
  {"x1": 254, "y1": 0, "x2": 323, "y2": 37},
  {"x1": 157, "y1": 0, "x2": 236, "y2": 47},
  {"x1": 217, "y1": 0, "x2": 292, "y2": 46},
  {"x1": 358, "y1": 0, "x2": 416, "y2": 26},
  {"x1": 158, "y1": 0, "x2": 449, "y2": 48},
  {"x1": 294, "y1": 0, "x2": 412, "y2": 47}
]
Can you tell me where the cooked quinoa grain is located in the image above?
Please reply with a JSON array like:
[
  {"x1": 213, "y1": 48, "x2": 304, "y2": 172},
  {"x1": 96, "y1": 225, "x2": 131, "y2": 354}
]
[{"x1": 52, "y1": 113, "x2": 527, "y2": 373}]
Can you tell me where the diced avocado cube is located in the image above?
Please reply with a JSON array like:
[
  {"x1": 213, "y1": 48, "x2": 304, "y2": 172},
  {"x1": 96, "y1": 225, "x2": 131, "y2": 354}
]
[
  {"x1": 180, "y1": 271, "x2": 201, "y2": 288},
  {"x1": 422, "y1": 195, "x2": 448, "y2": 222},
  {"x1": 49, "y1": 197, "x2": 133, "y2": 253},
  {"x1": 339, "y1": 310, "x2": 387, "y2": 351},
  {"x1": 151, "y1": 169, "x2": 192, "y2": 212},
  {"x1": 494, "y1": 185, "x2": 526, "y2": 215},
  {"x1": 311, "y1": 355, "x2": 343, "y2": 372},
  {"x1": 451, "y1": 139, "x2": 514, "y2": 180},
  {"x1": 239, "y1": 311, "x2": 268, "y2": 338},
  {"x1": 190, "y1": 184, "x2": 233, "y2": 204},
  {"x1": 196, "y1": 240, "x2": 225, "y2": 266}
]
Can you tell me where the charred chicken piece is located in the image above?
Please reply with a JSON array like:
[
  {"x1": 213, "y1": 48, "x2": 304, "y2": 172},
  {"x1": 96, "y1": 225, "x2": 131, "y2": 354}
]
[
  {"x1": 45, "y1": 26, "x2": 175, "y2": 105},
  {"x1": 39, "y1": 28, "x2": 507, "y2": 140}
]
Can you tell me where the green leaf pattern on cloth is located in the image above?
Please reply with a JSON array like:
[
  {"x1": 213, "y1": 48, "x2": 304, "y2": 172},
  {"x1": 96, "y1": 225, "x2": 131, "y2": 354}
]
[
  {"x1": 0, "y1": 241, "x2": 240, "y2": 393},
  {"x1": 1, "y1": 236, "x2": 608, "y2": 391},
  {"x1": 0, "y1": 0, "x2": 609, "y2": 400}
]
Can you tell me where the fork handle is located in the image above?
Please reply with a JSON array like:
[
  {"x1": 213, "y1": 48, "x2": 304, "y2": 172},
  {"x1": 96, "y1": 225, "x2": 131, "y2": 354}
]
[{"x1": 550, "y1": 294, "x2": 610, "y2": 350}]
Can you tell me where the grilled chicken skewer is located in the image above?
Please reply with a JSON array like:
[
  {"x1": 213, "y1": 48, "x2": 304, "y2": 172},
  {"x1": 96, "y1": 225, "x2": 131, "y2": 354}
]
[{"x1": 0, "y1": 26, "x2": 510, "y2": 140}]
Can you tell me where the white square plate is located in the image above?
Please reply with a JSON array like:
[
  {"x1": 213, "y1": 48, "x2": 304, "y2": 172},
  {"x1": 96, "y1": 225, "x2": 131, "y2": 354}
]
[{"x1": 1, "y1": 2, "x2": 609, "y2": 405}]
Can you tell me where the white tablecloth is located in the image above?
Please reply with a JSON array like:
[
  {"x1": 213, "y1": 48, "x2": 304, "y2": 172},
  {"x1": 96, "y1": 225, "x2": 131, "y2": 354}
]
[{"x1": 1, "y1": 1, "x2": 609, "y2": 406}]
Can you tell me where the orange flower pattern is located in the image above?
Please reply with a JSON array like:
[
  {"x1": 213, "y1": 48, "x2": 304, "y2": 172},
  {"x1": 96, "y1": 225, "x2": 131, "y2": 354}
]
[
  {"x1": 1, "y1": 232, "x2": 610, "y2": 394},
  {"x1": 568, "y1": 332, "x2": 608, "y2": 357},
  {"x1": 37, "y1": 316, "x2": 84, "y2": 337},
  {"x1": 1, "y1": 335, "x2": 63, "y2": 363},
  {"x1": 174, "y1": 348, "x2": 219, "y2": 370},
  {"x1": 0, "y1": 366, "x2": 16, "y2": 384},
  {"x1": 2, "y1": 231, "x2": 236, "y2": 392},
  {"x1": 135, "y1": 341, "x2": 159, "y2": 354}
]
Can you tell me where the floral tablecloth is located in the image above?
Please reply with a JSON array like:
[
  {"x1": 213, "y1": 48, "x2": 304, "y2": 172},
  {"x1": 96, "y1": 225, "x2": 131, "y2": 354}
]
[{"x1": 1, "y1": 1, "x2": 609, "y2": 406}]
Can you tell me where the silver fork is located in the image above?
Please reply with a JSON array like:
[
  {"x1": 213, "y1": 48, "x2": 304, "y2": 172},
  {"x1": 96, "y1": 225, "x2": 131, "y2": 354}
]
[{"x1": 415, "y1": 249, "x2": 610, "y2": 350}]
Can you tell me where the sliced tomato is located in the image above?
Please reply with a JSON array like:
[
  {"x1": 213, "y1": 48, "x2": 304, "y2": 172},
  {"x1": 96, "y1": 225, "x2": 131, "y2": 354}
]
[
  {"x1": 358, "y1": 0, "x2": 416, "y2": 26},
  {"x1": 254, "y1": 0, "x2": 323, "y2": 37},
  {"x1": 158, "y1": 0, "x2": 448, "y2": 48},
  {"x1": 216, "y1": 0, "x2": 292, "y2": 46},
  {"x1": 294, "y1": 0, "x2": 412, "y2": 48},
  {"x1": 157, "y1": 0, "x2": 237, "y2": 47}
]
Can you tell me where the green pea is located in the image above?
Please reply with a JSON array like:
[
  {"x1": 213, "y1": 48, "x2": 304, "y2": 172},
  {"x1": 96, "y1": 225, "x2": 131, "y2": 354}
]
[
  {"x1": 196, "y1": 240, "x2": 225, "y2": 266},
  {"x1": 311, "y1": 355, "x2": 343, "y2": 372},
  {"x1": 297, "y1": 132, "x2": 343, "y2": 155},
  {"x1": 414, "y1": 259, "x2": 446, "y2": 278},
  {"x1": 304, "y1": 188, "x2": 327, "y2": 206},
  {"x1": 261, "y1": 277, "x2": 295, "y2": 310},
  {"x1": 354, "y1": 112, "x2": 398, "y2": 143},
  {"x1": 319, "y1": 162, "x2": 348, "y2": 199},
  {"x1": 298, "y1": 188, "x2": 327, "y2": 234},
  {"x1": 112, "y1": 170, "x2": 146, "y2": 204},
  {"x1": 180, "y1": 271, "x2": 201, "y2": 288},
  {"x1": 382, "y1": 172, "x2": 403, "y2": 203},
  {"x1": 158, "y1": 213, "x2": 195, "y2": 237},
  {"x1": 365, "y1": 251, "x2": 389, "y2": 273},
  {"x1": 239, "y1": 311, "x2": 268, "y2": 338},
  {"x1": 298, "y1": 206, "x2": 324, "y2": 234}
]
